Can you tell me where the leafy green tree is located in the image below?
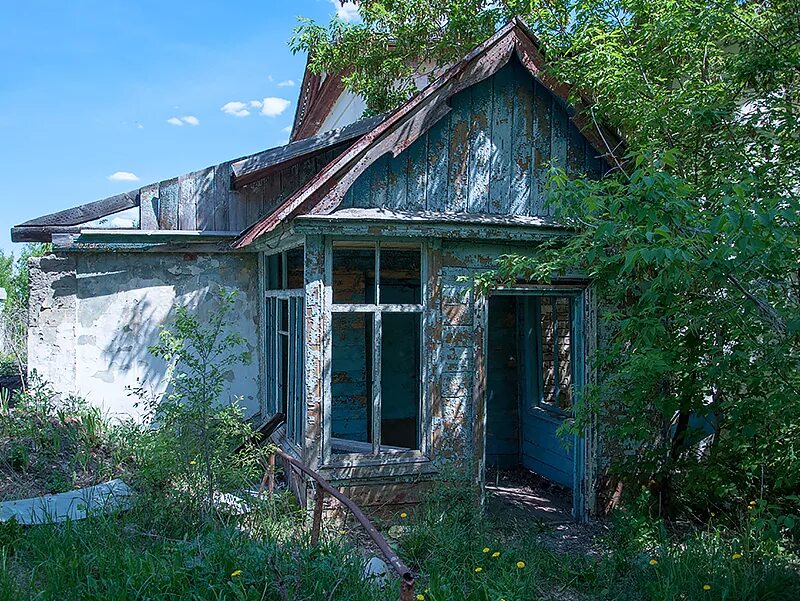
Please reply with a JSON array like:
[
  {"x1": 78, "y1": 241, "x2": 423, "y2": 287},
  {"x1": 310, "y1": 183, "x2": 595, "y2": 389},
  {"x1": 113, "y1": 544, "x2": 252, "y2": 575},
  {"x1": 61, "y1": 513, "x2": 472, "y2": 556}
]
[
  {"x1": 295, "y1": 1, "x2": 800, "y2": 516},
  {"x1": 0, "y1": 251, "x2": 13, "y2": 295}
]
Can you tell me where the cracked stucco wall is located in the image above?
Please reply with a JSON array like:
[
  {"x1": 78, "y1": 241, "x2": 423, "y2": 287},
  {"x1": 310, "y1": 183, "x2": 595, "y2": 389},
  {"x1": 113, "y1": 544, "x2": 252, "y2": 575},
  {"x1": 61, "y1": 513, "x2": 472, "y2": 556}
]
[{"x1": 28, "y1": 252, "x2": 260, "y2": 420}]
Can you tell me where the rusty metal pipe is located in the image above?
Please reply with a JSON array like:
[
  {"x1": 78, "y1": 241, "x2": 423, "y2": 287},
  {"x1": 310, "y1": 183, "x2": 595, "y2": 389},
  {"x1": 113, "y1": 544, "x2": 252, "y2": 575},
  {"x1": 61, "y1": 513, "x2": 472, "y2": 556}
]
[{"x1": 273, "y1": 448, "x2": 416, "y2": 595}]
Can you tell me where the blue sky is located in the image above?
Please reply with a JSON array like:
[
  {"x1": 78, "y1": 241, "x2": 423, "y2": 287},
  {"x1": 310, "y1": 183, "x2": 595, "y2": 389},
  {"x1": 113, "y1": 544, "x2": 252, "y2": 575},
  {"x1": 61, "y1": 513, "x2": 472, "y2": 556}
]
[{"x1": 0, "y1": 0, "x2": 358, "y2": 256}]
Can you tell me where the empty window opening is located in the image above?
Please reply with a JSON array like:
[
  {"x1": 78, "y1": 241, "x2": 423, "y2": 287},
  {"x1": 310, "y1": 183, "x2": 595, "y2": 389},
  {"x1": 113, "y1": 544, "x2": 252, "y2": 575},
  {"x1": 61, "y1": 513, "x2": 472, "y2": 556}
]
[
  {"x1": 332, "y1": 245, "x2": 375, "y2": 304},
  {"x1": 381, "y1": 312, "x2": 421, "y2": 449},
  {"x1": 530, "y1": 296, "x2": 573, "y2": 412},
  {"x1": 267, "y1": 246, "x2": 304, "y2": 291},
  {"x1": 329, "y1": 242, "x2": 423, "y2": 455}
]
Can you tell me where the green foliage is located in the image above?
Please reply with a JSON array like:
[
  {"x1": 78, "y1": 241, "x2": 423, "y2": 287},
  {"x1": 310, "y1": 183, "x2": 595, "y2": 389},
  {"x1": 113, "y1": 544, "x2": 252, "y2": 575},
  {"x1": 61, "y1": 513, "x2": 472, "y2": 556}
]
[
  {"x1": 0, "y1": 507, "x2": 389, "y2": 601},
  {"x1": 0, "y1": 376, "x2": 122, "y2": 498},
  {"x1": 394, "y1": 483, "x2": 800, "y2": 600},
  {"x1": 129, "y1": 288, "x2": 266, "y2": 524},
  {"x1": 291, "y1": 1, "x2": 504, "y2": 114},
  {"x1": 294, "y1": 0, "x2": 800, "y2": 518},
  {"x1": 0, "y1": 243, "x2": 48, "y2": 312}
]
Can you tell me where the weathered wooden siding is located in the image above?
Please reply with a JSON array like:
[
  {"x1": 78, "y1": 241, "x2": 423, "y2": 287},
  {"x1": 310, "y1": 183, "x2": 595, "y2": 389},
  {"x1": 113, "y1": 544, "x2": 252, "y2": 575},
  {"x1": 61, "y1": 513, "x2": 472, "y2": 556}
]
[
  {"x1": 138, "y1": 149, "x2": 341, "y2": 232},
  {"x1": 342, "y1": 58, "x2": 606, "y2": 216},
  {"x1": 432, "y1": 241, "x2": 542, "y2": 471}
]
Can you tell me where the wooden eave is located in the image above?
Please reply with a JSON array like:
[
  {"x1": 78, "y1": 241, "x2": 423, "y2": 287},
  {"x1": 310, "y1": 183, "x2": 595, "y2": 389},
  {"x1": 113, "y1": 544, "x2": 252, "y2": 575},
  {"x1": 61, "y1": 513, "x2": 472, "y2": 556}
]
[
  {"x1": 50, "y1": 229, "x2": 240, "y2": 253},
  {"x1": 11, "y1": 191, "x2": 140, "y2": 242},
  {"x1": 230, "y1": 114, "x2": 385, "y2": 189},
  {"x1": 291, "y1": 69, "x2": 351, "y2": 142},
  {"x1": 232, "y1": 17, "x2": 625, "y2": 250},
  {"x1": 292, "y1": 209, "x2": 572, "y2": 242}
]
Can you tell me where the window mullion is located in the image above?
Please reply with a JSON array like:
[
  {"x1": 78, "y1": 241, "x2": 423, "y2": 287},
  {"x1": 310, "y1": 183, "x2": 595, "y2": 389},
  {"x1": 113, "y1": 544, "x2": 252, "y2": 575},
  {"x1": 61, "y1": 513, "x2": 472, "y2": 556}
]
[{"x1": 372, "y1": 310, "x2": 382, "y2": 456}]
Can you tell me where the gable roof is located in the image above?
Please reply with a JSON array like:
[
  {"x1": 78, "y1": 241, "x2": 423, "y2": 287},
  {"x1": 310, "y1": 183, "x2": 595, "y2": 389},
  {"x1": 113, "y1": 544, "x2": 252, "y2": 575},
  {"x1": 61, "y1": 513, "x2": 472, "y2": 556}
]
[
  {"x1": 11, "y1": 114, "x2": 384, "y2": 243},
  {"x1": 232, "y1": 17, "x2": 624, "y2": 249}
]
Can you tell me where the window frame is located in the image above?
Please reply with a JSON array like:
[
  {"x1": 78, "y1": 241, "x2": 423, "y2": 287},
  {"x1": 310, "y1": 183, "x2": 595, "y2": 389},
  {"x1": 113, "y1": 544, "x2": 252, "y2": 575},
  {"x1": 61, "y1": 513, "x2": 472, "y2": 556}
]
[
  {"x1": 263, "y1": 247, "x2": 306, "y2": 451},
  {"x1": 323, "y1": 237, "x2": 428, "y2": 465},
  {"x1": 517, "y1": 292, "x2": 583, "y2": 419}
]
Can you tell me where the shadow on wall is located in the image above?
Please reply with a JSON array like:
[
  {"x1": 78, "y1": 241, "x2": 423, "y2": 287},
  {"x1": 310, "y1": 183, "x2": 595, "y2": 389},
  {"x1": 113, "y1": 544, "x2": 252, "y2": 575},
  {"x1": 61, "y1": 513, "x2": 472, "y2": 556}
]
[{"x1": 74, "y1": 253, "x2": 259, "y2": 421}]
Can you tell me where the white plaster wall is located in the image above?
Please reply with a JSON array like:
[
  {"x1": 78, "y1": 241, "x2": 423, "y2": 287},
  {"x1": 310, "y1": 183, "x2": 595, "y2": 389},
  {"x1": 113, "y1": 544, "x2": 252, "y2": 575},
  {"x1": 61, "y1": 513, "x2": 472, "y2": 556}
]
[{"x1": 29, "y1": 252, "x2": 261, "y2": 421}]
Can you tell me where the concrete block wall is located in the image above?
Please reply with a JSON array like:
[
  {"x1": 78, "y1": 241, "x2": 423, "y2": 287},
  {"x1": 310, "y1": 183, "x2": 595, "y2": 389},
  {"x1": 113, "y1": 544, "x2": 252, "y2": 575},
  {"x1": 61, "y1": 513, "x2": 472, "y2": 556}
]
[{"x1": 27, "y1": 251, "x2": 261, "y2": 420}]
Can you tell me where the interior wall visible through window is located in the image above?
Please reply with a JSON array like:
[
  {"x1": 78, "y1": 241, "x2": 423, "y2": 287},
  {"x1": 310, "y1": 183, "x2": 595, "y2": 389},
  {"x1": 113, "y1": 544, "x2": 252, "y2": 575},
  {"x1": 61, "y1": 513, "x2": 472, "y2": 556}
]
[{"x1": 522, "y1": 295, "x2": 574, "y2": 413}]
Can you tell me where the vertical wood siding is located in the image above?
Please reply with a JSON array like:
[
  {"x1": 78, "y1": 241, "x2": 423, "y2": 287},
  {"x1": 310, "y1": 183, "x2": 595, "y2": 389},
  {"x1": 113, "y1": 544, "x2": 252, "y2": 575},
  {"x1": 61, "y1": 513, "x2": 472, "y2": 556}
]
[
  {"x1": 137, "y1": 148, "x2": 343, "y2": 233},
  {"x1": 342, "y1": 58, "x2": 606, "y2": 216}
]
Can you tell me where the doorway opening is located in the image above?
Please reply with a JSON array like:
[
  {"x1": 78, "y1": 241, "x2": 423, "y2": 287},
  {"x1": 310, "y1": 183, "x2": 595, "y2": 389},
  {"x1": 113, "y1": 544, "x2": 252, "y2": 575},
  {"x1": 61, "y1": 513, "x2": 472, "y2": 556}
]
[{"x1": 484, "y1": 293, "x2": 583, "y2": 523}]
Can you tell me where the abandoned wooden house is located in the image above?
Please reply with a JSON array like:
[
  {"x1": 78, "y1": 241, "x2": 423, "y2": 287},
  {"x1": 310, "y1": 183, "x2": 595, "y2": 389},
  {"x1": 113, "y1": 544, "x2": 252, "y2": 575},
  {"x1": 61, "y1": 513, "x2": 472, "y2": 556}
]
[{"x1": 12, "y1": 19, "x2": 622, "y2": 521}]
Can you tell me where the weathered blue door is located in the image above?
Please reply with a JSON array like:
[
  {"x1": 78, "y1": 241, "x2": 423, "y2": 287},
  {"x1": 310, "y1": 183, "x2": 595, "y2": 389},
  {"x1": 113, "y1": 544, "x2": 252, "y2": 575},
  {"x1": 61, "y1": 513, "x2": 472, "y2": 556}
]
[{"x1": 518, "y1": 295, "x2": 579, "y2": 489}]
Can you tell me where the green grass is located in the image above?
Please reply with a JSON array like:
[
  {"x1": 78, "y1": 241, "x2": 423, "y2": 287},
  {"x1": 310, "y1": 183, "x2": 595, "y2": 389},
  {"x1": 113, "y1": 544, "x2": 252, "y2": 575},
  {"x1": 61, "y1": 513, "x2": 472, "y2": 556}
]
[
  {"x1": 0, "y1": 390, "x2": 798, "y2": 600},
  {"x1": 2, "y1": 485, "x2": 797, "y2": 600}
]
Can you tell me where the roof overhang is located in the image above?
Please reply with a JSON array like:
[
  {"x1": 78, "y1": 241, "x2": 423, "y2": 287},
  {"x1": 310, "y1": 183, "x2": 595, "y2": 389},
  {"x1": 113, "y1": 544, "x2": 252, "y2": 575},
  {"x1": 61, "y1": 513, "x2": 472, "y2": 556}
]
[
  {"x1": 292, "y1": 208, "x2": 572, "y2": 242},
  {"x1": 230, "y1": 114, "x2": 385, "y2": 189},
  {"x1": 233, "y1": 17, "x2": 624, "y2": 249}
]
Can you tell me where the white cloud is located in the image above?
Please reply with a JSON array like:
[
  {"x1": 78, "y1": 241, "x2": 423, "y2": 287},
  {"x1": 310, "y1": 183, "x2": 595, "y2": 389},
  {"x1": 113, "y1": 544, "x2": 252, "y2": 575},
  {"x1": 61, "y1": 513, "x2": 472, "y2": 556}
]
[
  {"x1": 332, "y1": 0, "x2": 359, "y2": 22},
  {"x1": 221, "y1": 98, "x2": 290, "y2": 118},
  {"x1": 136, "y1": 123, "x2": 144, "y2": 129},
  {"x1": 282, "y1": 126, "x2": 292, "y2": 133},
  {"x1": 260, "y1": 97, "x2": 290, "y2": 117},
  {"x1": 277, "y1": 79, "x2": 295, "y2": 87},
  {"x1": 107, "y1": 171, "x2": 140, "y2": 182},
  {"x1": 221, "y1": 101, "x2": 251, "y2": 117},
  {"x1": 168, "y1": 115, "x2": 199, "y2": 126}
]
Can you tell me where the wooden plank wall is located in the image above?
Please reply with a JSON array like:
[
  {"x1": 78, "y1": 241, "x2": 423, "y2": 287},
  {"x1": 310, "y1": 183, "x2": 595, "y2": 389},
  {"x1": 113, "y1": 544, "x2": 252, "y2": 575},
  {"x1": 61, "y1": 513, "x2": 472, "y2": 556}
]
[
  {"x1": 138, "y1": 148, "x2": 341, "y2": 232},
  {"x1": 342, "y1": 58, "x2": 606, "y2": 216}
]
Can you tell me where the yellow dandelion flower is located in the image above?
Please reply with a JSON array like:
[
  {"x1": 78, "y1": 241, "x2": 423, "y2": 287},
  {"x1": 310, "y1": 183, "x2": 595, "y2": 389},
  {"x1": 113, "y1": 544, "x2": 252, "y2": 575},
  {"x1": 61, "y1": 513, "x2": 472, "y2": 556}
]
[
  {"x1": 189, "y1": 460, "x2": 197, "y2": 465},
  {"x1": 230, "y1": 570, "x2": 242, "y2": 577},
  {"x1": 649, "y1": 559, "x2": 658, "y2": 566},
  {"x1": 474, "y1": 567, "x2": 483, "y2": 573},
  {"x1": 400, "y1": 512, "x2": 408, "y2": 519},
  {"x1": 749, "y1": 500, "x2": 757, "y2": 506},
  {"x1": 516, "y1": 561, "x2": 526, "y2": 569},
  {"x1": 340, "y1": 530, "x2": 347, "y2": 535},
  {"x1": 732, "y1": 553, "x2": 742, "y2": 560},
  {"x1": 710, "y1": 512, "x2": 715, "y2": 517},
  {"x1": 703, "y1": 584, "x2": 712, "y2": 591},
  {"x1": 492, "y1": 551, "x2": 500, "y2": 558},
  {"x1": 416, "y1": 595, "x2": 425, "y2": 601},
  {"x1": 482, "y1": 547, "x2": 490, "y2": 553}
]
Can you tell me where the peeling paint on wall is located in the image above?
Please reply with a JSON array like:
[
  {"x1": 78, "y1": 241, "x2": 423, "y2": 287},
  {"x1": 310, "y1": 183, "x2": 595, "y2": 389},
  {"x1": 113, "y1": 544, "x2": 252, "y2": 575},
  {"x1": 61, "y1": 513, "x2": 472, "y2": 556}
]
[{"x1": 28, "y1": 252, "x2": 260, "y2": 420}]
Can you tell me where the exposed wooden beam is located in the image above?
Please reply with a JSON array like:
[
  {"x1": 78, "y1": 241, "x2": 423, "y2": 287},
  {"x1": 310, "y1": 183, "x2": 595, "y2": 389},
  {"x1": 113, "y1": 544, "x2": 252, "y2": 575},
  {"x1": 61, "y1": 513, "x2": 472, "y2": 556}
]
[
  {"x1": 230, "y1": 115, "x2": 385, "y2": 189},
  {"x1": 16, "y1": 191, "x2": 139, "y2": 228},
  {"x1": 11, "y1": 226, "x2": 82, "y2": 243}
]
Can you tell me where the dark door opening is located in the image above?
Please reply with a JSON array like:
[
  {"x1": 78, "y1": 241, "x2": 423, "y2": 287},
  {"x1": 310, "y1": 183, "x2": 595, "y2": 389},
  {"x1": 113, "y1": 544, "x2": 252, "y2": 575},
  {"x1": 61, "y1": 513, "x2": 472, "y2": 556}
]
[{"x1": 485, "y1": 294, "x2": 581, "y2": 522}]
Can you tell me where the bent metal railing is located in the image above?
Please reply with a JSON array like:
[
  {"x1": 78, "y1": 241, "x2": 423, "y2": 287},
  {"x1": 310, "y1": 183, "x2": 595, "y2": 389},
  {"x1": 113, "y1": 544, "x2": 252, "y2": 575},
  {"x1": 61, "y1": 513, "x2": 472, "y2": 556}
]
[
  {"x1": 268, "y1": 448, "x2": 416, "y2": 601},
  {"x1": 239, "y1": 415, "x2": 416, "y2": 601}
]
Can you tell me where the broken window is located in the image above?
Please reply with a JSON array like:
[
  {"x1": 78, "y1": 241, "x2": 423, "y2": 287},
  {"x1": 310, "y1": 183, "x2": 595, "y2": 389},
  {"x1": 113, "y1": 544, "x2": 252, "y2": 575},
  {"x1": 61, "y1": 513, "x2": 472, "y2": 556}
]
[
  {"x1": 330, "y1": 242, "x2": 423, "y2": 455},
  {"x1": 523, "y1": 296, "x2": 574, "y2": 412},
  {"x1": 267, "y1": 246, "x2": 304, "y2": 291},
  {"x1": 265, "y1": 246, "x2": 305, "y2": 447}
]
